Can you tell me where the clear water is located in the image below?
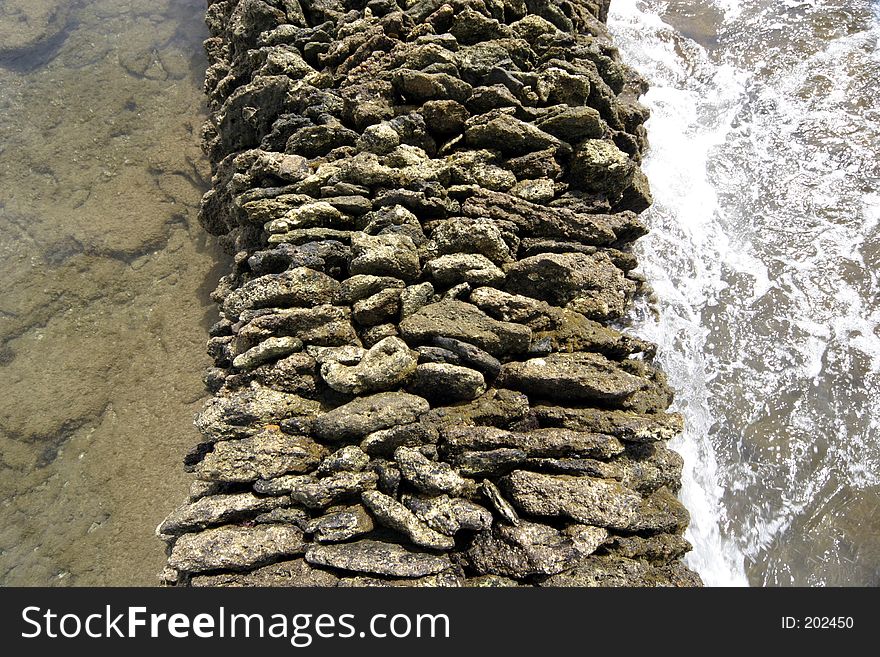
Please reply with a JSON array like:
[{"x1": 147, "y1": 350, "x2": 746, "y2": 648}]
[
  {"x1": 610, "y1": 0, "x2": 880, "y2": 586},
  {"x1": 0, "y1": 0, "x2": 221, "y2": 585}
]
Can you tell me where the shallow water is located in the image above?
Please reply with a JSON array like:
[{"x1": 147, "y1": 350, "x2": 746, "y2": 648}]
[
  {"x1": 610, "y1": 0, "x2": 880, "y2": 586},
  {"x1": 0, "y1": 0, "x2": 222, "y2": 585}
]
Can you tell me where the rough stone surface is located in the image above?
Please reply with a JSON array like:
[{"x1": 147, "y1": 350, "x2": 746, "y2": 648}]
[
  {"x1": 161, "y1": 0, "x2": 700, "y2": 588},
  {"x1": 305, "y1": 540, "x2": 452, "y2": 578},
  {"x1": 168, "y1": 525, "x2": 306, "y2": 573}
]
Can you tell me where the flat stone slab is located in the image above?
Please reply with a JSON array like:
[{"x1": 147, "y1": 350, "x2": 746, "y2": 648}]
[
  {"x1": 168, "y1": 525, "x2": 306, "y2": 573},
  {"x1": 305, "y1": 540, "x2": 452, "y2": 578}
]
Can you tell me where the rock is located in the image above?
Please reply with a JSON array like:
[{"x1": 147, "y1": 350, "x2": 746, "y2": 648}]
[
  {"x1": 305, "y1": 540, "x2": 452, "y2": 578},
  {"x1": 360, "y1": 422, "x2": 437, "y2": 457},
  {"x1": 402, "y1": 494, "x2": 493, "y2": 536},
  {"x1": 399, "y1": 300, "x2": 531, "y2": 357},
  {"x1": 222, "y1": 268, "x2": 340, "y2": 317},
  {"x1": 428, "y1": 217, "x2": 514, "y2": 265},
  {"x1": 535, "y1": 106, "x2": 605, "y2": 143},
  {"x1": 606, "y1": 533, "x2": 692, "y2": 563},
  {"x1": 320, "y1": 336, "x2": 418, "y2": 394},
  {"x1": 465, "y1": 111, "x2": 562, "y2": 156},
  {"x1": 495, "y1": 352, "x2": 647, "y2": 404},
  {"x1": 196, "y1": 386, "x2": 321, "y2": 440},
  {"x1": 442, "y1": 426, "x2": 624, "y2": 459},
  {"x1": 316, "y1": 446, "x2": 371, "y2": 476},
  {"x1": 629, "y1": 487, "x2": 691, "y2": 534},
  {"x1": 480, "y1": 480, "x2": 520, "y2": 526},
  {"x1": 395, "y1": 446, "x2": 473, "y2": 496},
  {"x1": 461, "y1": 189, "x2": 617, "y2": 245},
  {"x1": 168, "y1": 525, "x2": 306, "y2": 573},
  {"x1": 405, "y1": 363, "x2": 486, "y2": 402},
  {"x1": 449, "y1": 8, "x2": 510, "y2": 45},
  {"x1": 504, "y1": 252, "x2": 630, "y2": 309},
  {"x1": 305, "y1": 505, "x2": 375, "y2": 543},
  {"x1": 392, "y1": 69, "x2": 472, "y2": 103},
  {"x1": 422, "y1": 100, "x2": 470, "y2": 136},
  {"x1": 336, "y1": 275, "x2": 405, "y2": 303},
  {"x1": 467, "y1": 521, "x2": 605, "y2": 578},
  {"x1": 266, "y1": 201, "x2": 347, "y2": 233},
  {"x1": 255, "y1": 471, "x2": 379, "y2": 509},
  {"x1": 399, "y1": 282, "x2": 435, "y2": 319},
  {"x1": 308, "y1": 345, "x2": 365, "y2": 366},
  {"x1": 570, "y1": 139, "x2": 636, "y2": 196},
  {"x1": 616, "y1": 167, "x2": 653, "y2": 212},
  {"x1": 422, "y1": 388, "x2": 531, "y2": 430},
  {"x1": 157, "y1": 493, "x2": 286, "y2": 538},
  {"x1": 352, "y1": 288, "x2": 401, "y2": 325},
  {"x1": 235, "y1": 305, "x2": 359, "y2": 349},
  {"x1": 509, "y1": 178, "x2": 556, "y2": 203},
  {"x1": 540, "y1": 555, "x2": 703, "y2": 587},
  {"x1": 312, "y1": 392, "x2": 430, "y2": 441},
  {"x1": 362, "y1": 490, "x2": 455, "y2": 549},
  {"x1": 254, "y1": 507, "x2": 310, "y2": 526},
  {"x1": 532, "y1": 406, "x2": 684, "y2": 443},
  {"x1": 617, "y1": 444, "x2": 685, "y2": 494},
  {"x1": 432, "y1": 337, "x2": 501, "y2": 378},
  {"x1": 424, "y1": 253, "x2": 506, "y2": 287},
  {"x1": 190, "y1": 559, "x2": 340, "y2": 587},
  {"x1": 501, "y1": 470, "x2": 642, "y2": 529},
  {"x1": 194, "y1": 430, "x2": 327, "y2": 482},
  {"x1": 350, "y1": 232, "x2": 421, "y2": 281},
  {"x1": 232, "y1": 336, "x2": 303, "y2": 370}
]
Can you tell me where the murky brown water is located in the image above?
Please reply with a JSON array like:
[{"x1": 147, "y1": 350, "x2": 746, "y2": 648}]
[{"x1": 0, "y1": 0, "x2": 224, "y2": 585}]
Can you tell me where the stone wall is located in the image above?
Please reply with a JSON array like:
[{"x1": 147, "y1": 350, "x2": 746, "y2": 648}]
[{"x1": 158, "y1": 0, "x2": 702, "y2": 587}]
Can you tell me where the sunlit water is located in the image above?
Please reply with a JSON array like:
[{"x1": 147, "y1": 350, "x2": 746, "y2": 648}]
[
  {"x1": 610, "y1": 0, "x2": 880, "y2": 586},
  {"x1": 0, "y1": 0, "x2": 220, "y2": 585}
]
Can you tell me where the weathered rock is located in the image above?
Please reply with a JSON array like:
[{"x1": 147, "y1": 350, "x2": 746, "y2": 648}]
[
  {"x1": 190, "y1": 559, "x2": 340, "y2": 587},
  {"x1": 305, "y1": 505, "x2": 374, "y2": 543},
  {"x1": 255, "y1": 471, "x2": 379, "y2": 509},
  {"x1": 401, "y1": 493, "x2": 493, "y2": 536},
  {"x1": 223, "y1": 268, "x2": 340, "y2": 317},
  {"x1": 496, "y1": 352, "x2": 646, "y2": 404},
  {"x1": 428, "y1": 218, "x2": 514, "y2": 265},
  {"x1": 504, "y1": 252, "x2": 630, "y2": 309},
  {"x1": 424, "y1": 253, "x2": 506, "y2": 288},
  {"x1": 405, "y1": 363, "x2": 487, "y2": 402},
  {"x1": 432, "y1": 336, "x2": 501, "y2": 378},
  {"x1": 312, "y1": 392, "x2": 430, "y2": 441},
  {"x1": 157, "y1": 493, "x2": 286, "y2": 538},
  {"x1": 168, "y1": 525, "x2": 306, "y2": 573},
  {"x1": 320, "y1": 336, "x2": 418, "y2": 394},
  {"x1": 305, "y1": 540, "x2": 452, "y2": 578},
  {"x1": 336, "y1": 275, "x2": 406, "y2": 304},
  {"x1": 360, "y1": 421, "x2": 437, "y2": 457},
  {"x1": 316, "y1": 445, "x2": 371, "y2": 476},
  {"x1": 362, "y1": 490, "x2": 455, "y2": 550},
  {"x1": 399, "y1": 282, "x2": 435, "y2": 319},
  {"x1": 502, "y1": 470, "x2": 642, "y2": 529},
  {"x1": 467, "y1": 521, "x2": 607, "y2": 578},
  {"x1": 570, "y1": 139, "x2": 636, "y2": 196},
  {"x1": 442, "y1": 426, "x2": 624, "y2": 460},
  {"x1": 465, "y1": 111, "x2": 562, "y2": 156},
  {"x1": 540, "y1": 555, "x2": 703, "y2": 587},
  {"x1": 535, "y1": 106, "x2": 606, "y2": 143},
  {"x1": 232, "y1": 336, "x2": 303, "y2": 370},
  {"x1": 395, "y1": 446, "x2": 473, "y2": 496},
  {"x1": 194, "y1": 430, "x2": 327, "y2": 482},
  {"x1": 533, "y1": 406, "x2": 684, "y2": 443},
  {"x1": 352, "y1": 288, "x2": 401, "y2": 325},
  {"x1": 480, "y1": 479, "x2": 520, "y2": 526},
  {"x1": 196, "y1": 386, "x2": 321, "y2": 440},
  {"x1": 399, "y1": 300, "x2": 531, "y2": 357},
  {"x1": 350, "y1": 232, "x2": 421, "y2": 281}
]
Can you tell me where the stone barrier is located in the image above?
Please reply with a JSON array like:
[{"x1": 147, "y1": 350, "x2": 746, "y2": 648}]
[{"x1": 158, "y1": 0, "x2": 702, "y2": 587}]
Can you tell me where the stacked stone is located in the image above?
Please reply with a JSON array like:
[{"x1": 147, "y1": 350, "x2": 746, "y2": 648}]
[{"x1": 158, "y1": 0, "x2": 702, "y2": 587}]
